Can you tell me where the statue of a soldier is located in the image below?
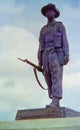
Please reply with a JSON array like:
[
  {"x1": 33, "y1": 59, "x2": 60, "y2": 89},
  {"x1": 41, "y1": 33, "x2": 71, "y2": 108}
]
[{"x1": 38, "y1": 3, "x2": 69, "y2": 108}]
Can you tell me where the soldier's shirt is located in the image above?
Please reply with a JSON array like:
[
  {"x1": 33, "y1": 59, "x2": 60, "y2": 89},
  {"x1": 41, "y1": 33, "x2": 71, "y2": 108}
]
[{"x1": 39, "y1": 20, "x2": 69, "y2": 57}]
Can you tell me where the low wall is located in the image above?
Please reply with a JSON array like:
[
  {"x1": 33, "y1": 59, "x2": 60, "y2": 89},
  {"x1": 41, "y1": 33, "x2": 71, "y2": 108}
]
[{"x1": 0, "y1": 117, "x2": 80, "y2": 130}]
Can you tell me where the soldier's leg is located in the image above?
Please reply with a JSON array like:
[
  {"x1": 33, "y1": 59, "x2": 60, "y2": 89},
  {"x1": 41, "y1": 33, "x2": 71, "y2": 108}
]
[
  {"x1": 46, "y1": 53, "x2": 63, "y2": 107},
  {"x1": 51, "y1": 65, "x2": 63, "y2": 99},
  {"x1": 46, "y1": 65, "x2": 63, "y2": 108},
  {"x1": 48, "y1": 53, "x2": 63, "y2": 98},
  {"x1": 43, "y1": 71, "x2": 52, "y2": 98}
]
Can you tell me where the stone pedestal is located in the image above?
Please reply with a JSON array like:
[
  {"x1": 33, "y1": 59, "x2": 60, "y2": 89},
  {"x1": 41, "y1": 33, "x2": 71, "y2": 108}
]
[
  {"x1": 15, "y1": 107, "x2": 80, "y2": 120},
  {"x1": 0, "y1": 107, "x2": 80, "y2": 129}
]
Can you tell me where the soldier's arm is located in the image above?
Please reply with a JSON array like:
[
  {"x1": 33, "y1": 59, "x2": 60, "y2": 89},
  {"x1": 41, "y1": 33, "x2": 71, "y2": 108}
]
[
  {"x1": 38, "y1": 25, "x2": 46, "y2": 67},
  {"x1": 38, "y1": 31, "x2": 44, "y2": 68},
  {"x1": 61, "y1": 23, "x2": 69, "y2": 64}
]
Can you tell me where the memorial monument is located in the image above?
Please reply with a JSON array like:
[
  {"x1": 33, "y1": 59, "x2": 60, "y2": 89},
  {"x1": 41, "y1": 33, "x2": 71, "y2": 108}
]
[
  {"x1": 0, "y1": 3, "x2": 80, "y2": 130},
  {"x1": 16, "y1": 3, "x2": 80, "y2": 121}
]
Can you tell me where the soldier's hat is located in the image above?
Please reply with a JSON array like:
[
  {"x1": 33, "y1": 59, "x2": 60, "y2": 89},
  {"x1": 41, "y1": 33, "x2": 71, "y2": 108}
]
[{"x1": 41, "y1": 3, "x2": 60, "y2": 18}]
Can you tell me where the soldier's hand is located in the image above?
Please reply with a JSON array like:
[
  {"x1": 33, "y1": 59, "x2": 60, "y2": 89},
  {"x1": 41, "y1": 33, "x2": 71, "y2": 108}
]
[
  {"x1": 37, "y1": 63, "x2": 43, "y2": 72},
  {"x1": 38, "y1": 62, "x2": 42, "y2": 68},
  {"x1": 64, "y1": 55, "x2": 69, "y2": 65}
]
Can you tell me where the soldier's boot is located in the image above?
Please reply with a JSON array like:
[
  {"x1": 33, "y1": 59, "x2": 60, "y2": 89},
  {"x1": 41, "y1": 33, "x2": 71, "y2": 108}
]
[{"x1": 46, "y1": 97, "x2": 60, "y2": 108}]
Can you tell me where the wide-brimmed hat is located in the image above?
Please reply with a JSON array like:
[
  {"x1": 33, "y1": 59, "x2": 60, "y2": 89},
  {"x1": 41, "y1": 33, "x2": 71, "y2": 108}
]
[{"x1": 41, "y1": 3, "x2": 60, "y2": 18}]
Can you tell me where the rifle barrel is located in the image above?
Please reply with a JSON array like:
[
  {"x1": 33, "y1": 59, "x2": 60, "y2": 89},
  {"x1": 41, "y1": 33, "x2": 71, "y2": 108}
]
[{"x1": 17, "y1": 58, "x2": 43, "y2": 72}]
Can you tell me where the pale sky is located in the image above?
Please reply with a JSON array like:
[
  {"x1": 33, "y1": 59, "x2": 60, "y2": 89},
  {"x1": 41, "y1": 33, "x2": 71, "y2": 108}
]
[{"x1": 0, "y1": 0, "x2": 80, "y2": 120}]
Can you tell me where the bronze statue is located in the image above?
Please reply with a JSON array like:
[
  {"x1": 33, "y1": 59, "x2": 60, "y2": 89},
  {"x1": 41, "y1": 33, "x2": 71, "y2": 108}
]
[{"x1": 38, "y1": 3, "x2": 69, "y2": 108}]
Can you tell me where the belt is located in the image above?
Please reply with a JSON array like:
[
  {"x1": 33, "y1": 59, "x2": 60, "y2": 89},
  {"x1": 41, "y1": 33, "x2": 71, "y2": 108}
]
[
  {"x1": 55, "y1": 47, "x2": 62, "y2": 49},
  {"x1": 45, "y1": 42, "x2": 62, "y2": 48},
  {"x1": 45, "y1": 44, "x2": 62, "y2": 50}
]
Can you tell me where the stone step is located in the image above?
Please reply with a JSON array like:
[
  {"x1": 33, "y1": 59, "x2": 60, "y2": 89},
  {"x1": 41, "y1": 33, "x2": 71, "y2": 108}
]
[{"x1": 0, "y1": 117, "x2": 80, "y2": 130}]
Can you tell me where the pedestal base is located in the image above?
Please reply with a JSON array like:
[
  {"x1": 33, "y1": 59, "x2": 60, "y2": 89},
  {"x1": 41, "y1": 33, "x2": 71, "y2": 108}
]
[{"x1": 15, "y1": 107, "x2": 80, "y2": 120}]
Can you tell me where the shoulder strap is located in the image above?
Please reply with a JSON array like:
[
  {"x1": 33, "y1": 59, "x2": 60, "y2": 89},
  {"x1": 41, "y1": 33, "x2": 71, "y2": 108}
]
[{"x1": 33, "y1": 68, "x2": 47, "y2": 90}]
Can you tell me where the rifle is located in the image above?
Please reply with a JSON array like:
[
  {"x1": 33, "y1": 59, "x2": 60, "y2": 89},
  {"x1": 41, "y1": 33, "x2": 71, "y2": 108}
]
[
  {"x1": 17, "y1": 58, "x2": 47, "y2": 90},
  {"x1": 17, "y1": 58, "x2": 43, "y2": 72}
]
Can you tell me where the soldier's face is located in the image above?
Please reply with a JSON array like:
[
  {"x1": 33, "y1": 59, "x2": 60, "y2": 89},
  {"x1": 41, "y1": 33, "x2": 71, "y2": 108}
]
[{"x1": 46, "y1": 9, "x2": 55, "y2": 19}]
